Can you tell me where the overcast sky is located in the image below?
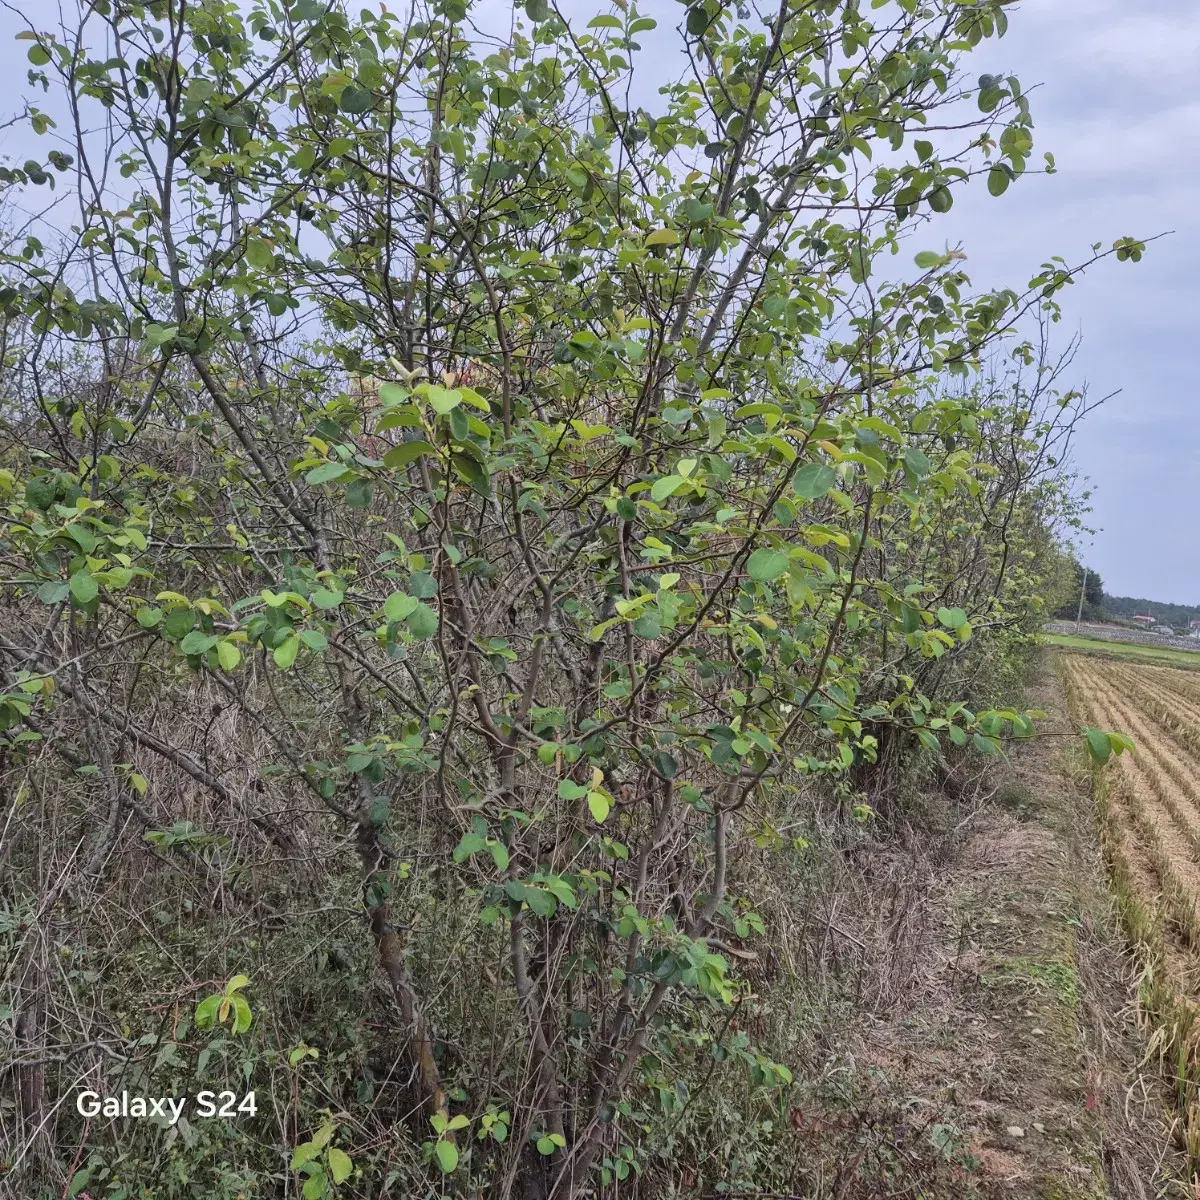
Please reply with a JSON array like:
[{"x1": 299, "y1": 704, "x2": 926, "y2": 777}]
[
  {"x1": 927, "y1": 0, "x2": 1200, "y2": 603},
  {"x1": 2, "y1": 0, "x2": 1195, "y2": 601}
]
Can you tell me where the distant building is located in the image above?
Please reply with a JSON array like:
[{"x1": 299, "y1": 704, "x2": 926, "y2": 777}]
[
  {"x1": 1131, "y1": 614, "x2": 1156, "y2": 627},
  {"x1": 1190, "y1": 619, "x2": 1200, "y2": 640}
]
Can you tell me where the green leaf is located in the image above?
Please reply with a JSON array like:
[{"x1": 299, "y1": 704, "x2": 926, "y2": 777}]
[
  {"x1": 273, "y1": 634, "x2": 300, "y2": 669},
  {"x1": 987, "y1": 165, "x2": 1011, "y2": 197},
  {"x1": 645, "y1": 227, "x2": 681, "y2": 247},
  {"x1": 340, "y1": 85, "x2": 373, "y2": 114},
  {"x1": 409, "y1": 572, "x2": 438, "y2": 598},
  {"x1": 650, "y1": 475, "x2": 684, "y2": 503},
  {"x1": 453, "y1": 832, "x2": 487, "y2": 862},
  {"x1": 927, "y1": 186, "x2": 953, "y2": 213},
  {"x1": 136, "y1": 606, "x2": 163, "y2": 628},
  {"x1": 937, "y1": 607, "x2": 968, "y2": 630},
  {"x1": 792, "y1": 463, "x2": 836, "y2": 499},
  {"x1": 904, "y1": 447, "x2": 932, "y2": 477},
  {"x1": 652, "y1": 750, "x2": 677, "y2": 779},
  {"x1": 914, "y1": 250, "x2": 941, "y2": 270},
  {"x1": 524, "y1": 886, "x2": 558, "y2": 917},
  {"x1": 346, "y1": 478, "x2": 374, "y2": 509},
  {"x1": 145, "y1": 323, "x2": 178, "y2": 347},
  {"x1": 27, "y1": 44, "x2": 51, "y2": 66},
  {"x1": 634, "y1": 612, "x2": 661, "y2": 639},
  {"x1": 1085, "y1": 727, "x2": 1112, "y2": 765},
  {"x1": 384, "y1": 592, "x2": 418, "y2": 622},
  {"x1": 246, "y1": 238, "x2": 275, "y2": 271},
  {"x1": 292, "y1": 1142, "x2": 320, "y2": 1170},
  {"x1": 452, "y1": 451, "x2": 491, "y2": 497},
  {"x1": 848, "y1": 245, "x2": 871, "y2": 284},
  {"x1": 746, "y1": 549, "x2": 789, "y2": 582},
  {"x1": 972, "y1": 733, "x2": 1000, "y2": 755},
  {"x1": 378, "y1": 382, "x2": 409, "y2": 406},
  {"x1": 194, "y1": 994, "x2": 221, "y2": 1029},
  {"x1": 164, "y1": 609, "x2": 195, "y2": 638},
  {"x1": 407, "y1": 602, "x2": 439, "y2": 640},
  {"x1": 67, "y1": 1170, "x2": 91, "y2": 1198},
  {"x1": 305, "y1": 461, "x2": 351, "y2": 485},
  {"x1": 427, "y1": 386, "x2": 461, "y2": 414},
  {"x1": 525, "y1": 0, "x2": 549, "y2": 20},
  {"x1": 327, "y1": 1148, "x2": 352, "y2": 1184},
  {"x1": 37, "y1": 580, "x2": 70, "y2": 605},
  {"x1": 686, "y1": 5, "x2": 710, "y2": 36},
  {"x1": 312, "y1": 588, "x2": 343, "y2": 610},
  {"x1": 69, "y1": 571, "x2": 98, "y2": 604},
  {"x1": 230, "y1": 993, "x2": 252, "y2": 1034},
  {"x1": 435, "y1": 1139, "x2": 459, "y2": 1173},
  {"x1": 1108, "y1": 731, "x2": 1136, "y2": 757},
  {"x1": 299, "y1": 629, "x2": 328, "y2": 652},
  {"x1": 588, "y1": 791, "x2": 611, "y2": 823},
  {"x1": 383, "y1": 440, "x2": 435, "y2": 470},
  {"x1": 179, "y1": 631, "x2": 218, "y2": 655},
  {"x1": 589, "y1": 617, "x2": 620, "y2": 642}
]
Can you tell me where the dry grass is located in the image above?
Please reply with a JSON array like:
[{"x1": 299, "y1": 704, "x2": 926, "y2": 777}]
[
  {"x1": 1059, "y1": 650, "x2": 1200, "y2": 1191},
  {"x1": 762, "y1": 658, "x2": 1189, "y2": 1197}
]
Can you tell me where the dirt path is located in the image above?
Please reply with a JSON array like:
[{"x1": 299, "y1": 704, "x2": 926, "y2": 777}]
[{"x1": 857, "y1": 655, "x2": 1187, "y2": 1197}]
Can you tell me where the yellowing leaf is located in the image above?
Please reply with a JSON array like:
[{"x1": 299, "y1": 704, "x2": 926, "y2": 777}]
[
  {"x1": 644, "y1": 227, "x2": 681, "y2": 247},
  {"x1": 650, "y1": 475, "x2": 685, "y2": 503},
  {"x1": 273, "y1": 634, "x2": 299, "y2": 669},
  {"x1": 216, "y1": 640, "x2": 242, "y2": 671},
  {"x1": 328, "y1": 1148, "x2": 352, "y2": 1185},
  {"x1": 458, "y1": 386, "x2": 491, "y2": 412}
]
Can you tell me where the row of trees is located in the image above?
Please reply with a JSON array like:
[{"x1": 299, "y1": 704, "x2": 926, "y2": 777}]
[
  {"x1": 1052, "y1": 567, "x2": 1200, "y2": 631},
  {"x1": 1053, "y1": 559, "x2": 1106, "y2": 622},
  {"x1": 1103, "y1": 593, "x2": 1200, "y2": 631},
  {"x1": 0, "y1": 1, "x2": 1136, "y2": 1196}
]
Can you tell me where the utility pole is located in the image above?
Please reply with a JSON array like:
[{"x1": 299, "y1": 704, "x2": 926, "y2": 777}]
[{"x1": 1074, "y1": 565, "x2": 1087, "y2": 630}]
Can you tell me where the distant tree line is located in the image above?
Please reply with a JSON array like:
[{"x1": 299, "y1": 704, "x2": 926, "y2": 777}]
[
  {"x1": 1054, "y1": 561, "x2": 1106, "y2": 621},
  {"x1": 1103, "y1": 593, "x2": 1200, "y2": 630},
  {"x1": 1052, "y1": 561, "x2": 1200, "y2": 631}
]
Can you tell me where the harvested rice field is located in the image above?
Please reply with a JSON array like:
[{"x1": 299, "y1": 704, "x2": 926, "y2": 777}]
[{"x1": 1060, "y1": 652, "x2": 1200, "y2": 1171}]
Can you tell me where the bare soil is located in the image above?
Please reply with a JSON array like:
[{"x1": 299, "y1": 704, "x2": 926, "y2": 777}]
[{"x1": 846, "y1": 656, "x2": 1187, "y2": 1197}]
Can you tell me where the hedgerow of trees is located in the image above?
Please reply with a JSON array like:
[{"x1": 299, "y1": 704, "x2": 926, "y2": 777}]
[
  {"x1": 1053, "y1": 559, "x2": 1106, "y2": 622},
  {"x1": 0, "y1": 1, "x2": 1140, "y2": 1196},
  {"x1": 1104, "y1": 593, "x2": 1200, "y2": 631}
]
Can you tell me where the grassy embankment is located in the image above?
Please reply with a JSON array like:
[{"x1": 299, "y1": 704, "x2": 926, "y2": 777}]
[{"x1": 1043, "y1": 632, "x2": 1200, "y2": 670}]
